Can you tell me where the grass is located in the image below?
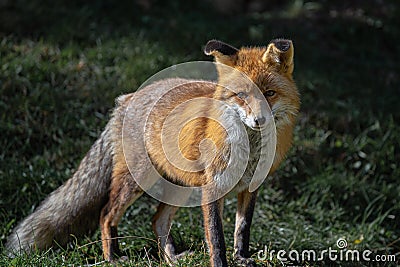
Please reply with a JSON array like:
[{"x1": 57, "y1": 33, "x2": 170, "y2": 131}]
[{"x1": 0, "y1": 0, "x2": 399, "y2": 266}]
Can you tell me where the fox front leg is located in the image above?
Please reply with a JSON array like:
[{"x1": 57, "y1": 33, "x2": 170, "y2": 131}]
[
  {"x1": 234, "y1": 189, "x2": 258, "y2": 267},
  {"x1": 202, "y1": 197, "x2": 228, "y2": 267}
]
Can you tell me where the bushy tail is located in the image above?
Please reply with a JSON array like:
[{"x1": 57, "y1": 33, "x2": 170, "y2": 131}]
[{"x1": 5, "y1": 124, "x2": 114, "y2": 256}]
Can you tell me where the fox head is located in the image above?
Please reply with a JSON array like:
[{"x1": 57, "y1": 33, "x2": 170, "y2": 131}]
[{"x1": 204, "y1": 39, "x2": 300, "y2": 131}]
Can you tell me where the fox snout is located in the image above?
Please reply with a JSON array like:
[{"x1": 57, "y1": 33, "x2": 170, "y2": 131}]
[
  {"x1": 237, "y1": 105, "x2": 271, "y2": 130},
  {"x1": 240, "y1": 95, "x2": 271, "y2": 130},
  {"x1": 246, "y1": 113, "x2": 273, "y2": 130},
  {"x1": 254, "y1": 116, "x2": 266, "y2": 127}
]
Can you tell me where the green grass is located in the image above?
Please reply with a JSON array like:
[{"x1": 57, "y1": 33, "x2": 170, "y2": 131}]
[{"x1": 1, "y1": 0, "x2": 399, "y2": 266}]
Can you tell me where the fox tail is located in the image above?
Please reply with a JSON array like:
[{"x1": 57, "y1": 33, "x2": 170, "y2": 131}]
[{"x1": 5, "y1": 124, "x2": 114, "y2": 256}]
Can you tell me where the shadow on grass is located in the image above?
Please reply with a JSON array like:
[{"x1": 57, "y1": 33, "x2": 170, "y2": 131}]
[{"x1": 1, "y1": 0, "x2": 398, "y2": 114}]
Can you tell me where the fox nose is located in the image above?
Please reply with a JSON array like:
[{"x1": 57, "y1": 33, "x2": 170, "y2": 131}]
[{"x1": 254, "y1": 116, "x2": 266, "y2": 126}]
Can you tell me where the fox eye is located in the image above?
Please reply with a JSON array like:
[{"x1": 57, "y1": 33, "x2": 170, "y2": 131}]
[
  {"x1": 265, "y1": 90, "x2": 276, "y2": 97},
  {"x1": 236, "y1": 92, "x2": 248, "y2": 99}
]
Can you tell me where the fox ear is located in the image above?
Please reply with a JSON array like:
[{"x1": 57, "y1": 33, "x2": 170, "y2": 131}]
[
  {"x1": 262, "y1": 39, "x2": 294, "y2": 75},
  {"x1": 204, "y1": 40, "x2": 239, "y2": 66}
]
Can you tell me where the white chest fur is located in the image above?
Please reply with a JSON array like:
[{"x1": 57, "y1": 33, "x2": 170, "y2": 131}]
[
  {"x1": 211, "y1": 106, "x2": 274, "y2": 195},
  {"x1": 211, "y1": 106, "x2": 250, "y2": 193}
]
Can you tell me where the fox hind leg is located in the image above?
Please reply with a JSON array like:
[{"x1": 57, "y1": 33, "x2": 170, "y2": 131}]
[
  {"x1": 152, "y1": 202, "x2": 188, "y2": 264},
  {"x1": 100, "y1": 170, "x2": 144, "y2": 262}
]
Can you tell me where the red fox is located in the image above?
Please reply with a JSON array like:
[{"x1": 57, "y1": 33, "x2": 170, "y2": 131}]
[{"x1": 6, "y1": 39, "x2": 300, "y2": 267}]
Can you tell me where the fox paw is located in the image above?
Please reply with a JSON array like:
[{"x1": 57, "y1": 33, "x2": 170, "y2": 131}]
[
  {"x1": 173, "y1": 250, "x2": 195, "y2": 260},
  {"x1": 166, "y1": 251, "x2": 194, "y2": 264},
  {"x1": 234, "y1": 255, "x2": 257, "y2": 267},
  {"x1": 109, "y1": 255, "x2": 129, "y2": 265}
]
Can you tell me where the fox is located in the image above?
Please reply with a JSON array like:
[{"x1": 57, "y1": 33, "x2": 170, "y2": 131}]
[{"x1": 5, "y1": 39, "x2": 300, "y2": 267}]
